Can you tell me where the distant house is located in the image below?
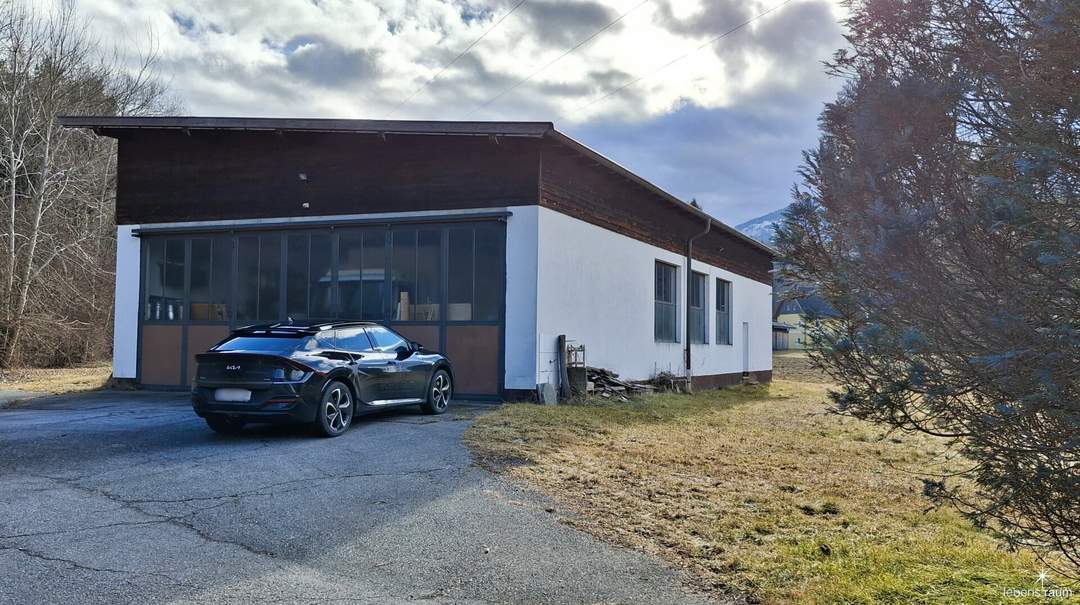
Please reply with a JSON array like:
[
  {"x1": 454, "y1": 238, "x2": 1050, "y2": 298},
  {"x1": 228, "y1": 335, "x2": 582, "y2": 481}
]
[
  {"x1": 774, "y1": 290, "x2": 838, "y2": 350},
  {"x1": 771, "y1": 322, "x2": 792, "y2": 351}
]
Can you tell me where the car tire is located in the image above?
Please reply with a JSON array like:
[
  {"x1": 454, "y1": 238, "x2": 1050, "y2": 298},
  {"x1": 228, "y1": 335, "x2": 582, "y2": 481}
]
[
  {"x1": 421, "y1": 369, "x2": 452, "y2": 415},
  {"x1": 315, "y1": 380, "x2": 354, "y2": 438},
  {"x1": 205, "y1": 416, "x2": 245, "y2": 434}
]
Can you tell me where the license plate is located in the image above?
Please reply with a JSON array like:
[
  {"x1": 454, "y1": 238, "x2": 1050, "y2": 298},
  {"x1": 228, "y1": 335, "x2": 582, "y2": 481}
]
[{"x1": 214, "y1": 388, "x2": 252, "y2": 402}]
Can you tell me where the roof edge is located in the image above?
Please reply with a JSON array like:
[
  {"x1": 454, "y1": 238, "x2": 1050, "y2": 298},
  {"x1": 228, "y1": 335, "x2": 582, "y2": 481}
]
[
  {"x1": 545, "y1": 130, "x2": 777, "y2": 258},
  {"x1": 57, "y1": 116, "x2": 555, "y2": 138}
]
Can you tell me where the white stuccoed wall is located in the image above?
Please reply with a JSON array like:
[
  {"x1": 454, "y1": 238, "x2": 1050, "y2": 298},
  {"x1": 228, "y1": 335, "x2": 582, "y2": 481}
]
[
  {"x1": 503, "y1": 206, "x2": 540, "y2": 390},
  {"x1": 533, "y1": 206, "x2": 772, "y2": 384},
  {"x1": 113, "y1": 224, "x2": 141, "y2": 378}
]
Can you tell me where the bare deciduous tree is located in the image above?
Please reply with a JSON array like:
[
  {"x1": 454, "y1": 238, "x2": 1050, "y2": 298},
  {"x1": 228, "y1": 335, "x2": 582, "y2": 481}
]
[{"x1": 0, "y1": 0, "x2": 175, "y2": 367}]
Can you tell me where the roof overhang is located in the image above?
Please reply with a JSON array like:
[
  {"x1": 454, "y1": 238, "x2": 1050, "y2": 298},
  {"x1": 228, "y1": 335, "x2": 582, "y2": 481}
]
[
  {"x1": 545, "y1": 130, "x2": 777, "y2": 258},
  {"x1": 59, "y1": 115, "x2": 776, "y2": 258},
  {"x1": 56, "y1": 116, "x2": 554, "y2": 139}
]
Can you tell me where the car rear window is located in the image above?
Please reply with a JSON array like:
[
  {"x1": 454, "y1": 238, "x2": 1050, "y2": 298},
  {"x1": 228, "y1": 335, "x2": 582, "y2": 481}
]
[{"x1": 215, "y1": 335, "x2": 323, "y2": 353}]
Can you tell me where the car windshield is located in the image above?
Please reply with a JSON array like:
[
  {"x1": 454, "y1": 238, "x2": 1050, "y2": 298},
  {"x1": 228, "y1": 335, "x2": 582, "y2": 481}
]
[{"x1": 215, "y1": 336, "x2": 316, "y2": 354}]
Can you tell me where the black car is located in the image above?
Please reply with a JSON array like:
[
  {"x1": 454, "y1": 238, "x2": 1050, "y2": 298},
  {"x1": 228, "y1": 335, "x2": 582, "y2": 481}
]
[{"x1": 191, "y1": 321, "x2": 454, "y2": 437}]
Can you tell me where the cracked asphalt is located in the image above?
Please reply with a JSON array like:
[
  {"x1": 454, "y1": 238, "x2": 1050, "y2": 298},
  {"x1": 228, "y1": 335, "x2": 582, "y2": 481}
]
[{"x1": 0, "y1": 392, "x2": 716, "y2": 604}]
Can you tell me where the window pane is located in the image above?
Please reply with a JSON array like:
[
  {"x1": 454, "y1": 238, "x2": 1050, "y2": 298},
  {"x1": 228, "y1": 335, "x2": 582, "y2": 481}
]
[
  {"x1": 474, "y1": 223, "x2": 502, "y2": 321},
  {"x1": 367, "y1": 326, "x2": 407, "y2": 352},
  {"x1": 339, "y1": 232, "x2": 363, "y2": 318},
  {"x1": 690, "y1": 272, "x2": 707, "y2": 343},
  {"x1": 145, "y1": 239, "x2": 185, "y2": 322},
  {"x1": 448, "y1": 227, "x2": 474, "y2": 321},
  {"x1": 144, "y1": 239, "x2": 177, "y2": 321},
  {"x1": 258, "y1": 235, "x2": 282, "y2": 320},
  {"x1": 655, "y1": 302, "x2": 675, "y2": 342},
  {"x1": 190, "y1": 238, "x2": 231, "y2": 321},
  {"x1": 361, "y1": 231, "x2": 386, "y2": 320},
  {"x1": 413, "y1": 229, "x2": 440, "y2": 320},
  {"x1": 339, "y1": 230, "x2": 386, "y2": 320},
  {"x1": 236, "y1": 237, "x2": 259, "y2": 321},
  {"x1": 335, "y1": 327, "x2": 374, "y2": 352},
  {"x1": 689, "y1": 309, "x2": 704, "y2": 344},
  {"x1": 286, "y1": 235, "x2": 308, "y2": 319},
  {"x1": 310, "y1": 234, "x2": 333, "y2": 319},
  {"x1": 716, "y1": 279, "x2": 732, "y2": 345},
  {"x1": 391, "y1": 229, "x2": 417, "y2": 320},
  {"x1": 654, "y1": 262, "x2": 677, "y2": 341},
  {"x1": 190, "y1": 239, "x2": 211, "y2": 313}
]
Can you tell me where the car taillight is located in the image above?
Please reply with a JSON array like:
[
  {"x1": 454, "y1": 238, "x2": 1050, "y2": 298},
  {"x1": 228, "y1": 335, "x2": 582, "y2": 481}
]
[{"x1": 277, "y1": 359, "x2": 319, "y2": 381}]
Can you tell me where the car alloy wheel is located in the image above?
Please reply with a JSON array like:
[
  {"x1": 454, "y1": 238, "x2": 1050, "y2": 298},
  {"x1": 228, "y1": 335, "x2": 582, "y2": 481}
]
[
  {"x1": 322, "y1": 383, "x2": 353, "y2": 435},
  {"x1": 421, "y1": 369, "x2": 451, "y2": 414}
]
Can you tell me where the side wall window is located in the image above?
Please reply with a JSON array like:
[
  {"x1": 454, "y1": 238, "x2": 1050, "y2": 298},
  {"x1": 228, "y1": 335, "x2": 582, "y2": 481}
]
[
  {"x1": 689, "y1": 271, "x2": 708, "y2": 344},
  {"x1": 716, "y1": 278, "x2": 732, "y2": 345},
  {"x1": 654, "y1": 261, "x2": 678, "y2": 342}
]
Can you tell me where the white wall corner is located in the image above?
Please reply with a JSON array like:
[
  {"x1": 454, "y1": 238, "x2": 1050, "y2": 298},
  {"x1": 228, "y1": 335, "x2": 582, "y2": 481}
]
[
  {"x1": 503, "y1": 206, "x2": 540, "y2": 390},
  {"x1": 112, "y1": 225, "x2": 140, "y2": 379}
]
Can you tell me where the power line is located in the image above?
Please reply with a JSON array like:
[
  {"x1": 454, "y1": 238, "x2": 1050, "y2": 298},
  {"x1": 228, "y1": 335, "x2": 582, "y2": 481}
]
[
  {"x1": 577, "y1": 0, "x2": 795, "y2": 112},
  {"x1": 393, "y1": 0, "x2": 529, "y2": 115},
  {"x1": 473, "y1": 0, "x2": 651, "y2": 114}
]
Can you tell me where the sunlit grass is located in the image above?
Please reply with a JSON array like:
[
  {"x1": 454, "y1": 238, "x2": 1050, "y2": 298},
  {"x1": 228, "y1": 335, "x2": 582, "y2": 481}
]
[
  {"x1": 0, "y1": 363, "x2": 111, "y2": 395},
  {"x1": 466, "y1": 378, "x2": 1051, "y2": 603}
]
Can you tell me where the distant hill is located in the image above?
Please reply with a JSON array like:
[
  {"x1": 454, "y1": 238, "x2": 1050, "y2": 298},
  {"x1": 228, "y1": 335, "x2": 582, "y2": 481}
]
[{"x1": 735, "y1": 206, "x2": 789, "y2": 246}]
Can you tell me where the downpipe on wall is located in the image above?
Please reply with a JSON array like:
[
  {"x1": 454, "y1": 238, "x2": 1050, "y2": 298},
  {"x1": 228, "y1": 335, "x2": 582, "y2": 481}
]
[{"x1": 685, "y1": 217, "x2": 711, "y2": 393}]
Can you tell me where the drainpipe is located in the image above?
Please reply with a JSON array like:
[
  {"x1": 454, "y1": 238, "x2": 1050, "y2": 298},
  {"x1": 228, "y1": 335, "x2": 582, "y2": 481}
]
[{"x1": 685, "y1": 217, "x2": 711, "y2": 393}]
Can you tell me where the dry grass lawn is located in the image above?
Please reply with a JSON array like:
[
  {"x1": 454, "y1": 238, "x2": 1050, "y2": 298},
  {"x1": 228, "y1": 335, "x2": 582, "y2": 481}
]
[
  {"x1": 0, "y1": 363, "x2": 112, "y2": 395},
  {"x1": 466, "y1": 358, "x2": 1054, "y2": 604}
]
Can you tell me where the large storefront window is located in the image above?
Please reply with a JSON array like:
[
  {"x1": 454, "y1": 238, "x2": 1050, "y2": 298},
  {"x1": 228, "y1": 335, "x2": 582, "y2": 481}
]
[{"x1": 143, "y1": 221, "x2": 504, "y2": 327}]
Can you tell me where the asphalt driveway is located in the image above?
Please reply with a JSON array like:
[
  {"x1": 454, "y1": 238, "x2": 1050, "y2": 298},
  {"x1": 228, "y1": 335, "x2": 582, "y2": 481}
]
[{"x1": 0, "y1": 392, "x2": 715, "y2": 604}]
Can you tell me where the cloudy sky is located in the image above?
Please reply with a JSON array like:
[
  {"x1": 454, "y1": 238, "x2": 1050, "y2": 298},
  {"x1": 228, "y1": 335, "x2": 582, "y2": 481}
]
[{"x1": 78, "y1": 0, "x2": 848, "y2": 225}]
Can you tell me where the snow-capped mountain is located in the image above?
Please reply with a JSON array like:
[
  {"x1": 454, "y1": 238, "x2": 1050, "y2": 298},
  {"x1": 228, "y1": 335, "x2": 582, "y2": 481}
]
[{"x1": 735, "y1": 206, "x2": 789, "y2": 246}]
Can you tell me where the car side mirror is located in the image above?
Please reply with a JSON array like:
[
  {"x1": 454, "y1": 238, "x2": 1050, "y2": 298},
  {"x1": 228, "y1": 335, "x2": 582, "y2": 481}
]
[
  {"x1": 410, "y1": 340, "x2": 423, "y2": 352},
  {"x1": 395, "y1": 345, "x2": 412, "y2": 360}
]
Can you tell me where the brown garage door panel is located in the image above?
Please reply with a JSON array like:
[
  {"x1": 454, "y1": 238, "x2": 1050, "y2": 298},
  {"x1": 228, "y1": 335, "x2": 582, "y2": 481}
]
[
  {"x1": 187, "y1": 325, "x2": 231, "y2": 384},
  {"x1": 391, "y1": 325, "x2": 441, "y2": 353},
  {"x1": 140, "y1": 325, "x2": 183, "y2": 386},
  {"x1": 445, "y1": 325, "x2": 499, "y2": 396}
]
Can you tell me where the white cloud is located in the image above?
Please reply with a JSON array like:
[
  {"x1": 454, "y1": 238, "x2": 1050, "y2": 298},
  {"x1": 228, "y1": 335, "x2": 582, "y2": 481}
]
[{"x1": 76, "y1": 0, "x2": 844, "y2": 121}]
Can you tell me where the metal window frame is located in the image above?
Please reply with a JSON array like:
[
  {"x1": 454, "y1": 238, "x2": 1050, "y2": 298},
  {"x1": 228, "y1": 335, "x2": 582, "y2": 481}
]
[
  {"x1": 715, "y1": 277, "x2": 733, "y2": 346},
  {"x1": 689, "y1": 270, "x2": 708, "y2": 345},
  {"x1": 654, "y1": 260, "x2": 679, "y2": 343}
]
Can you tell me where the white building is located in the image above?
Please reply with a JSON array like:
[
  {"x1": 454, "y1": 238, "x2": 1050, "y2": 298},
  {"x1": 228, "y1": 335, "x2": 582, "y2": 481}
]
[{"x1": 62, "y1": 117, "x2": 775, "y2": 399}]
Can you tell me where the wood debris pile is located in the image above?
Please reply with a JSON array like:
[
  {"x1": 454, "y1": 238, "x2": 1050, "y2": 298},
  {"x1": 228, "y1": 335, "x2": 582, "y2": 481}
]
[{"x1": 586, "y1": 367, "x2": 653, "y2": 401}]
